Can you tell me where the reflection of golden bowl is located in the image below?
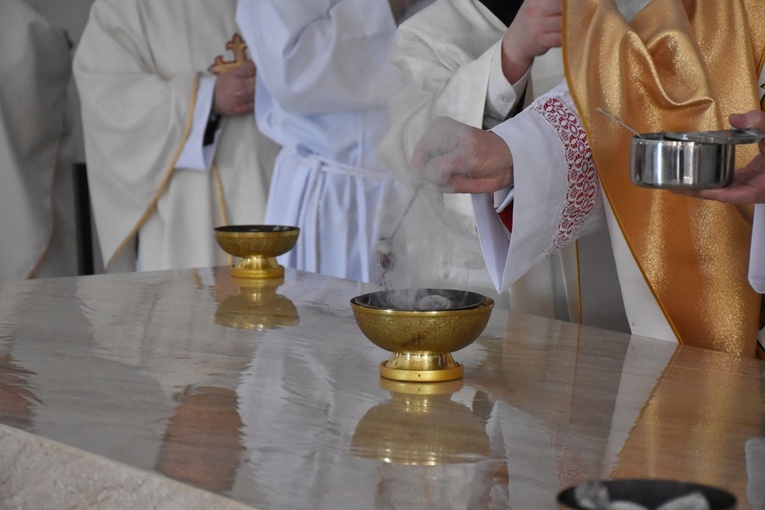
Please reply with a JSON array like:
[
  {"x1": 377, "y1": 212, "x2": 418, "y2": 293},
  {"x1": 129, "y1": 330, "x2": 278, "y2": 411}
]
[
  {"x1": 350, "y1": 289, "x2": 493, "y2": 382},
  {"x1": 214, "y1": 225, "x2": 299, "y2": 278},
  {"x1": 350, "y1": 378, "x2": 491, "y2": 465},
  {"x1": 215, "y1": 277, "x2": 299, "y2": 330}
]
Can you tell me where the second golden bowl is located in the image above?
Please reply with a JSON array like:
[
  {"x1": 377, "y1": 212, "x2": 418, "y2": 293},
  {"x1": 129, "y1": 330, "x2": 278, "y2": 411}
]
[{"x1": 214, "y1": 225, "x2": 299, "y2": 278}]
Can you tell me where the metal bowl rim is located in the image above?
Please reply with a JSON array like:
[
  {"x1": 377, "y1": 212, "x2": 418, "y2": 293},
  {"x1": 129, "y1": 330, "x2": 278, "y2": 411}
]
[
  {"x1": 214, "y1": 225, "x2": 300, "y2": 236},
  {"x1": 632, "y1": 133, "x2": 735, "y2": 146},
  {"x1": 351, "y1": 299, "x2": 494, "y2": 317},
  {"x1": 351, "y1": 289, "x2": 491, "y2": 312}
]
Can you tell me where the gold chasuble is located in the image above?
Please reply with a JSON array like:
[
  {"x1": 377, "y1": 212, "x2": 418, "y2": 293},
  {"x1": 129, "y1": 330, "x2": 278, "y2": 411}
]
[{"x1": 562, "y1": 0, "x2": 765, "y2": 356}]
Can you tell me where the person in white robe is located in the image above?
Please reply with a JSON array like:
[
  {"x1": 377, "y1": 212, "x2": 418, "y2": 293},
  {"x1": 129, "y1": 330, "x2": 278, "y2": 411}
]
[
  {"x1": 0, "y1": 0, "x2": 79, "y2": 281},
  {"x1": 409, "y1": 0, "x2": 765, "y2": 357},
  {"x1": 234, "y1": 0, "x2": 425, "y2": 284},
  {"x1": 379, "y1": 0, "x2": 628, "y2": 330},
  {"x1": 73, "y1": 0, "x2": 281, "y2": 273}
]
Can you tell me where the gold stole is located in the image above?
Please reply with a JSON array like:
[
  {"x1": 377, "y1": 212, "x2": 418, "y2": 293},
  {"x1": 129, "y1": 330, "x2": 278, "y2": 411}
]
[{"x1": 563, "y1": 0, "x2": 765, "y2": 356}]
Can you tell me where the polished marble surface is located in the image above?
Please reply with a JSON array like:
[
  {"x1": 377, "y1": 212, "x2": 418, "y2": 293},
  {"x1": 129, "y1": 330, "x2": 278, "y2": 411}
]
[{"x1": 0, "y1": 267, "x2": 763, "y2": 509}]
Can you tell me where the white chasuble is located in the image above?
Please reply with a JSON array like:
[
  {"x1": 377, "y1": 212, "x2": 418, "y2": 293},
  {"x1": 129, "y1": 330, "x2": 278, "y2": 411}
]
[
  {"x1": 74, "y1": 0, "x2": 280, "y2": 272},
  {"x1": 0, "y1": 0, "x2": 78, "y2": 280}
]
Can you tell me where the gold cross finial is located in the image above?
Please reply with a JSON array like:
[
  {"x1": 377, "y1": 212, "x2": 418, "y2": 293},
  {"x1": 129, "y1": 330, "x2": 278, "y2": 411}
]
[{"x1": 208, "y1": 33, "x2": 249, "y2": 74}]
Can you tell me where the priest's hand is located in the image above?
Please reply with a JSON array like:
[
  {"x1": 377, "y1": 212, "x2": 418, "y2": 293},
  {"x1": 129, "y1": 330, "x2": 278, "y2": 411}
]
[
  {"x1": 410, "y1": 116, "x2": 514, "y2": 194},
  {"x1": 212, "y1": 60, "x2": 257, "y2": 117},
  {"x1": 678, "y1": 110, "x2": 765, "y2": 204},
  {"x1": 501, "y1": 0, "x2": 562, "y2": 84}
]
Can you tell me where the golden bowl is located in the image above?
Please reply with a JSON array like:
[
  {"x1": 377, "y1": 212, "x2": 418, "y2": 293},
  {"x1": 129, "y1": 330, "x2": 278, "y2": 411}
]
[
  {"x1": 214, "y1": 225, "x2": 299, "y2": 278},
  {"x1": 350, "y1": 289, "x2": 493, "y2": 382}
]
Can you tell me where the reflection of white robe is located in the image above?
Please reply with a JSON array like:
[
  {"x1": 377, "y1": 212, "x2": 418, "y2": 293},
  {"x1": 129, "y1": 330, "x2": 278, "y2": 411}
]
[
  {"x1": 0, "y1": 277, "x2": 169, "y2": 473},
  {"x1": 74, "y1": 0, "x2": 280, "y2": 272},
  {"x1": 0, "y1": 0, "x2": 78, "y2": 280},
  {"x1": 70, "y1": 267, "x2": 257, "y2": 474},
  {"x1": 74, "y1": 268, "x2": 255, "y2": 397},
  {"x1": 233, "y1": 278, "x2": 385, "y2": 507}
]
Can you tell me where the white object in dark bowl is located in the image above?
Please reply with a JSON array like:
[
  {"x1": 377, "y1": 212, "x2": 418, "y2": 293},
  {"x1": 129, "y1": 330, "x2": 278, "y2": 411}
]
[{"x1": 557, "y1": 479, "x2": 736, "y2": 510}]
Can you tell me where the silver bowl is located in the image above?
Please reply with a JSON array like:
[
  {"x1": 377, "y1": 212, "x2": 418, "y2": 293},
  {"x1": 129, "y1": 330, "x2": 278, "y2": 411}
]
[{"x1": 631, "y1": 133, "x2": 735, "y2": 190}]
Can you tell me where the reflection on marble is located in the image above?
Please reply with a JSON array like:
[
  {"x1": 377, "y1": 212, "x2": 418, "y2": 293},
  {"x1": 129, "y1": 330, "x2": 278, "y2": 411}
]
[
  {"x1": 0, "y1": 267, "x2": 762, "y2": 509},
  {"x1": 0, "y1": 424, "x2": 252, "y2": 510},
  {"x1": 351, "y1": 379, "x2": 492, "y2": 465},
  {"x1": 214, "y1": 276, "x2": 299, "y2": 330}
]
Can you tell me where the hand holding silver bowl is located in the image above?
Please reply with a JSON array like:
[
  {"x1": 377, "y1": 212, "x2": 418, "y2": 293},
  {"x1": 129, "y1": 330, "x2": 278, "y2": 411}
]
[
  {"x1": 631, "y1": 129, "x2": 765, "y2": 190},
  {"x1": 596, "y1": 108, "x2": 765, "y2": 190}
]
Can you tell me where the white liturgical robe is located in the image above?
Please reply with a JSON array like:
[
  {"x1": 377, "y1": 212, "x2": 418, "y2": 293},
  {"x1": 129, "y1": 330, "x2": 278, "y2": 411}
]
[
  {"x1": 379, "y1": 0, "x2": 604, "y2": 322},
  {"x1": 235, "y1": 0, "x2": 413, "y2": 284},
  {"x1": 0, "y1": 0, "x2": 78, "y2": 280},
  {"x1": 74, "y1": 0, "x2": 280, "y2": 272}
]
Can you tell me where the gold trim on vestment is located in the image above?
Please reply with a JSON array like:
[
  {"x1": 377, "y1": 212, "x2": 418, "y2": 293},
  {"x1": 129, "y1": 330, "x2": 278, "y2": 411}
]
[
  {"x1": 28, "y1": 136, "x2": 64, "y2": 279},
  {"x1": 563, "y1": 0, "x2": 765, "y2": 356},
  {"x1": 212, "y1": 161, "x2": 233, "y2": 266},
  {"x1": 26, "y1": 136, "x2": 64, "y2": 279},
  {"x1": 212, "y1": 161, "x2": 229, "y2": 227}
]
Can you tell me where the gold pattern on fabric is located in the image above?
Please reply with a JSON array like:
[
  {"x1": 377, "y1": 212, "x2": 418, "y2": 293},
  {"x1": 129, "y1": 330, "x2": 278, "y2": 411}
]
[{"x1": 562, "y1": 0, "x2": 765, "y2": 356}]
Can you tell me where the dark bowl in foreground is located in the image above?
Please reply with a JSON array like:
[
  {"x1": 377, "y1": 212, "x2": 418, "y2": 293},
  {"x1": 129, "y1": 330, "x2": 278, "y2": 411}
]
[{"x1": 558, "y1": 479, "x2": 736, "y2": 510}]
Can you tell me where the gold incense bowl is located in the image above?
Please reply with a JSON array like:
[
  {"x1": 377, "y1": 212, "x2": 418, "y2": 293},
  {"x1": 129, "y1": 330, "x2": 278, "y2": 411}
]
[
  {"x1": 350, "y1": 289, "x2": 493, "y2": 382},
  {"x1": 214, "y1": 225, "x2": 299, "y2": 279}
]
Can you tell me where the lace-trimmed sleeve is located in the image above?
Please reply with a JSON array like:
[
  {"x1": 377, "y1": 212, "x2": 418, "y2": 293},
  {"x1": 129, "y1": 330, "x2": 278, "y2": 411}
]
[{"x1": 529, "y1": 94, "x2": 601, "y2": 256}]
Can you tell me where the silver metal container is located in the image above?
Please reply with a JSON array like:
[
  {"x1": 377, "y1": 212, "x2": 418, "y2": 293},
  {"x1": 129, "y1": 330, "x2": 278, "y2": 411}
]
[
  {"x1": 630, "y1": 129, "x2": 764, "y2": 190},
  {"x1": 630, "y1": 133, "x2": 735, "y2": 189}
]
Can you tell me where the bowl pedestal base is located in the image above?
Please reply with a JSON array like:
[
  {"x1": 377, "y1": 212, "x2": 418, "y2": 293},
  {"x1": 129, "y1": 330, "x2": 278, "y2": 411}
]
[
  {"x1": 231, "y1": 255, "x2": 284, "y2": 279},
  {"x1": 379, "y1": 352, "x2": 463, "y2": 382}
]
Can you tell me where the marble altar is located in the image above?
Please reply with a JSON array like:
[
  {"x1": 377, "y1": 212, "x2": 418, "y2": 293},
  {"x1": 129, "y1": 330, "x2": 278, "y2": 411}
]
[{"x1": 0, "y1": 267, "x2": 763, "y2": 509}]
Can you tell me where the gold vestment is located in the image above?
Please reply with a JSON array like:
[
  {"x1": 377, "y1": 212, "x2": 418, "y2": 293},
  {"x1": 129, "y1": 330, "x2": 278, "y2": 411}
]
[{"x1": 563, "y1": 0, "x2": 765, "y2": 356}]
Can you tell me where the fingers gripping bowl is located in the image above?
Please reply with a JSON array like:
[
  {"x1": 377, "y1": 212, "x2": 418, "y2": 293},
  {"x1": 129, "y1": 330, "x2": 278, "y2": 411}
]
[{"x1": 630, "y1": 129, "x2": 764, "y2": 189}]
